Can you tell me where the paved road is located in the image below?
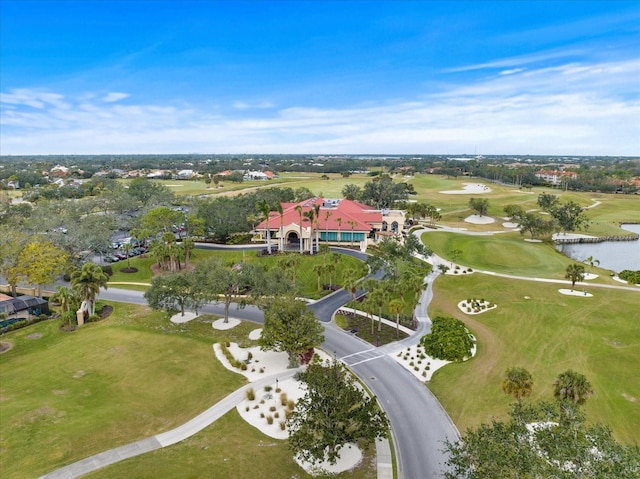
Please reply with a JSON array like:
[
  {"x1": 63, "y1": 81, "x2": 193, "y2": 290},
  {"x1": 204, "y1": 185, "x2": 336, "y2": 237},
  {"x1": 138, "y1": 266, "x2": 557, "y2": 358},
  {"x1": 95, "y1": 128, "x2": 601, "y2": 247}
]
[{"x1": 96, "y1": 250, "x2": 459, "y2": 479}]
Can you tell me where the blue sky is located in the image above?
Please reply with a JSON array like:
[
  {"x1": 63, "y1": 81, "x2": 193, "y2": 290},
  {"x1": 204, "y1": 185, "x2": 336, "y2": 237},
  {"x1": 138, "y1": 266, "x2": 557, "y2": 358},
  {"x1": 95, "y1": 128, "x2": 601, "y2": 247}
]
[{"x1": 1, "y1": 0, "x2": 639, "y2": 155}]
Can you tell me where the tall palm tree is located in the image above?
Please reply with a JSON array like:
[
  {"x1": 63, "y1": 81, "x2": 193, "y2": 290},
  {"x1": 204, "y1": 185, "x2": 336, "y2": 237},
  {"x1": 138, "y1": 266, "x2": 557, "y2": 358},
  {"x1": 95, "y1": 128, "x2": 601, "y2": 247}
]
[
  {"x1": 303, "y1": 209, "x2": 315, "y2": 254},
  {"x1": 323, "y1": 210, "x2": 332, "y2": 243},
  {"x1": 347, "y1": 220, "x2": 357, "y2": 247},
  {"x1": 341, "y1": 269, "x2": 361, "y2": 300},
  {"x1": 295, "y1": 205, "x2": 304, "y2": 254},
  {"x1": 313, "y1": 204, "x2": 321, "y2": 253},
  {"x1": 388, "y1": 297, "x2": 405, "y2": 338},
  {"x1": 257, "y1": 199, "x2": 272, "y2": 255},
  {"x1": 275, "y1": 202, "x2": 284, "y2": 252},
  {"x1": 502, "y1": 367, "x2": 534, "y2": 403},
  {"x1": 583, "y1": 255, "x2": 600, "y2": 275},
  {"x1": 336, "y1": 217, "x2": 343, "y2": 243},
  {"x1": 553, "y1": 370, "x2": 593, "y2": 406},
  {"x1": 71, "y1": 263, "x2": 109, "y2": 317}
]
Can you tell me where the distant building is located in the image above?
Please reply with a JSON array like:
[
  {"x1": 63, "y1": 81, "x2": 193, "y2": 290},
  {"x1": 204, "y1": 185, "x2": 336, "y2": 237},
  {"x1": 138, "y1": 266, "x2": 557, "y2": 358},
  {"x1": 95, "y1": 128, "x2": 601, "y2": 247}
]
[
  {"x1": 535, "y1": 169, "x2": 578, "y2": 186},
  {"x1": 176, "y1": 169, "x2": 194, "y2": 179}
]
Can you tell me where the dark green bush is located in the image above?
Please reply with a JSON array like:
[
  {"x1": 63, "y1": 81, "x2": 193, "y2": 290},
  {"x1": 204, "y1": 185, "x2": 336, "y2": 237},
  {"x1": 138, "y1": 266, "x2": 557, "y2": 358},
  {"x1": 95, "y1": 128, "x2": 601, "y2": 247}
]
[{"x1": 421, "y1": 316, "x2": 474, "y2": 362}]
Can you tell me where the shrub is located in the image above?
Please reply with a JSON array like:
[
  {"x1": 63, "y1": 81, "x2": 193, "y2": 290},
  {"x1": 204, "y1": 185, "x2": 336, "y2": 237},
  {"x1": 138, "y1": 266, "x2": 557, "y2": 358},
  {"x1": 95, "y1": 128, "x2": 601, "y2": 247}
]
[
  {"x1": 279, "y1": 420, "x2": 286, "y2": 430},
  {"x1": 420, "y1": 316, "x2": 474, "y2": 362},
  {"x1": 274, "y1": 412, "x2": 279, "y2": 418},
  {"x1": 264, "y1": 385, "x2": 272, "y2": 392},
  {"x1": 266, "y1": 415, "x2": 274, "y2": 425},
  {"x1": 246, "y1": 388, "x2": 255, "y2": 401},
  {"x1": 269, "y1": 406, "x2": 276, "y2": 412},
  {"x1": 287, "y1": 400, "x2": 295, "y2": 410},
  {"x1": 260, "y1": 412, "x2": 265, "y2": 418},
  {"x1": 101, "y1": 264, "x2": 113, "y2": 276},
  {"x1": 280, "y1": 393, "x2": 288, "y2": 406}
]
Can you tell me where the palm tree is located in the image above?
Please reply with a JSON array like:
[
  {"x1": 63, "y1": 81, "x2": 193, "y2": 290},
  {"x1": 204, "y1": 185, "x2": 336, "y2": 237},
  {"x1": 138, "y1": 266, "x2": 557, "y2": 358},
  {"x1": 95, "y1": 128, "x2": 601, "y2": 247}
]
[
  {"x1": 295, "y1": 205, "x2": 304, "y2": 254},
  {"x1": 565, "y1": 263, "x2": 585, "y2": 291},
  {"x1": 313, "y1": 204, "x2": 321, "y2": 253},
  {"x1": 275, "y1": 202, "x2": 284, "y2": 252},
  {"x1": 347, "y1": 220, "x2": 357, "y2": 247},
  {"x1": 388, "y1": 297, "x2": 405, "y2": 338},
  {"x1": 583, "y1": 255, "x2": 600, "y2": 275},
  {"x1": 50, "y1": 286, "x2": 78, "y2": 313},
  {"x1": 313, "y1": 263, "x2": 324, "y2": 291},
  {"x1": 336, "y1": 217, "x2": 343, "y2": 243},
  {"x1": 71, "y1": 263, "x2": 109, "y2": 317},
  {"x1": 323, "y1": 210, "x2": 332, "y2": 243},
  {"x1": 122, "y1": 242, "x2": 132, "y2": 270},
  {"x1": 341, "y1": 269, "x2": 361, "y2": 300},
  {"x1": 303, "y1": 209, "x2": 315, "y2": 254},
  {"x1": 257, "y1": 199, "x2": 272, "y2": 255},
  {"x1": 553, "y1": 370, "x2": 593, "y2": 406},
  {"x1": 502, "y1": 367, "x2": 534, "y2": 403}
]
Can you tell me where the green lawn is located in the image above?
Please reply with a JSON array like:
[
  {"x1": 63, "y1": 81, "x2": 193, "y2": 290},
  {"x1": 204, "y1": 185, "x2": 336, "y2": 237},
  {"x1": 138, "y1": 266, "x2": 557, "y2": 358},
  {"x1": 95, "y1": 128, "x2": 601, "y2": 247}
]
[
  {"x1": 422, "y1": 230, "x2": 622, "y2": 283},
  {"x1": 0, "y1": 304, "x2": 251, "y2": 479},
  {"x1": 84, "y1": 411, "x2": 377, "y2": 479},
  {"x1": 427, "y1": 273, "x2": 640, "y2": 445}
]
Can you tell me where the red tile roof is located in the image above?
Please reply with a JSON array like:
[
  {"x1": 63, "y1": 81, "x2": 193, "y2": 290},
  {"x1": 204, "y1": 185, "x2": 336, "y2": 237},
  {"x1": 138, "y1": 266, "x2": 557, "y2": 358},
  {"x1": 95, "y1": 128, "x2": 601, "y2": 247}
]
[{"x1": 257, "y1": 197, "x2": 382, "y2": 232}]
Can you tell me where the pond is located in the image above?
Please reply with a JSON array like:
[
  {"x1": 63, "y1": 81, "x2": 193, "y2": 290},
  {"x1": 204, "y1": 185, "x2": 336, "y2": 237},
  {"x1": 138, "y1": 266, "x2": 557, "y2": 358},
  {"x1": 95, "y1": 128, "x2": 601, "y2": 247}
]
[{"x1": 556, "y1": 224, "x2": 640, "y2": 272}]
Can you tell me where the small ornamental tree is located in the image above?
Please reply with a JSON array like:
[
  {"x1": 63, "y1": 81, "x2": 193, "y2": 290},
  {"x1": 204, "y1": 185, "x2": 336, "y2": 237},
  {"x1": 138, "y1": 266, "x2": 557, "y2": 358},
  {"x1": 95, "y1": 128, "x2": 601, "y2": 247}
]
[
  {"x1": 288, "y1": 360, "x2": 389, "y2": 465},
  {"x1": 259, "y1": 295, "x2": 324, "y2": 368},
  {"x1": 420, "y1": 316, "x2": 473, "y2": 362}
]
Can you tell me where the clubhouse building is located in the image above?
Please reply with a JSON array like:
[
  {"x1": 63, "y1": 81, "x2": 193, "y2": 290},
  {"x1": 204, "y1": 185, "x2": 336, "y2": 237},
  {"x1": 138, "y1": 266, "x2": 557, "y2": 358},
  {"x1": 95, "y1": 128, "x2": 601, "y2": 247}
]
[{"x1": 254, "y1": 197, "x2": 406, "y2": 252}]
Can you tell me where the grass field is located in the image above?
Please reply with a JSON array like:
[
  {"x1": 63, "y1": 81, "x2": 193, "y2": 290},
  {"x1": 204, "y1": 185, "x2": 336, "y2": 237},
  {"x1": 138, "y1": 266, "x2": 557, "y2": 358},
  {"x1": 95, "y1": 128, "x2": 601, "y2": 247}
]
[
  {"x1": 0, "y1": 305, "x2": 377, "y2": 479},
  {"x1": 83, "y1": 412, "x2": 377, "y2": 479},
  {"x1": 427, "y1": 273, "x2": 640, "y2": 446},
  {"x1": 0, "y1": 304, "x2": 252, "y2": 479}
]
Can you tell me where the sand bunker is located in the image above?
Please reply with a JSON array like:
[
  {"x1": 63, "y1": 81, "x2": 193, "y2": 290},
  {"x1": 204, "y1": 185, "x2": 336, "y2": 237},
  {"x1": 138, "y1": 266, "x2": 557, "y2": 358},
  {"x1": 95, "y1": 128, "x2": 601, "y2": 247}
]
[
  {"x1": 440, "y1": 183, "x2": 492, "y2": 194},
  {"x1": 465, "y1": 214, "x2": 495, "y2": 225},
  {"x1": 559, "y1": 289, "x2": 593, "y2": 297}
]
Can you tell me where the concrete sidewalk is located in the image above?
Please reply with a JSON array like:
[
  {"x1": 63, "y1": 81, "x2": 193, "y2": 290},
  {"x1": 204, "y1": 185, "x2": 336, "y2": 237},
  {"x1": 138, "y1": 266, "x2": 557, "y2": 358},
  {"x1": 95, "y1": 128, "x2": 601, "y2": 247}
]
[{"x1": 39, "y1": 367, "x2": 394, "y2": 478}]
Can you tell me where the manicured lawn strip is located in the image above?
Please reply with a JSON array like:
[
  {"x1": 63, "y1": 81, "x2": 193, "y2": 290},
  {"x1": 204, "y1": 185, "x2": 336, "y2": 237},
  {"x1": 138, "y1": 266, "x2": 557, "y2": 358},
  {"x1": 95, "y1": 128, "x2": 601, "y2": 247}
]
[
  {"x1": 0, "y1": 304, "x2": 249, "y2": 479},
  {"x1": 335, "y1": 313, "x2": 409, "y2": 346},
  {"x1": 84, "y1": 410, "x2": 377, "y2": 479},
  {"x1": 422, "y1": 231, "x2": 573, "y2": 278},
  {"x1": 427, "y1": 274, "x2": 640, "y2": 445},
  {"x1": 108, "y1": 249, "x2": 368, "y2": 300}
]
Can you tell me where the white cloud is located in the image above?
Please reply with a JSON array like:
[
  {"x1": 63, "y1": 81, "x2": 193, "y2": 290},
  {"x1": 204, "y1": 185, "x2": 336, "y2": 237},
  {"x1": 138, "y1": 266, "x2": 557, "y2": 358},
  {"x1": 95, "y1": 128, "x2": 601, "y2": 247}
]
[
  {"x1": 1, "y1": 57, "x2": 639, "y2": 156},
  {"x1": 232, "y1": 101, "x2": 275, "y2": 110},
  {"x1": 102, "y1": 92, "x2": 130, "y2": 103}
]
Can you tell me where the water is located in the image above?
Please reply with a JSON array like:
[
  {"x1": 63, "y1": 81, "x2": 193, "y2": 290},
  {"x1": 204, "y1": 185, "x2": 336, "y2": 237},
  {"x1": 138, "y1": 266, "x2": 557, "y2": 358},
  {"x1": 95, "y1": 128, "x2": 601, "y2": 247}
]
[{"x1": 557, "y1": 224, "x2": 640, "y2": 273}]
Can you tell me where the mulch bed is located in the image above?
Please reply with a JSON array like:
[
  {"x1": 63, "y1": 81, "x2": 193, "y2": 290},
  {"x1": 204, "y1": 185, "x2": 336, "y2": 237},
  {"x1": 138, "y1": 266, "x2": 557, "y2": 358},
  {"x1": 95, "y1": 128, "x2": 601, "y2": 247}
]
[{"x1": 120, "y1": 267, "x2": 139, "y2": 273}]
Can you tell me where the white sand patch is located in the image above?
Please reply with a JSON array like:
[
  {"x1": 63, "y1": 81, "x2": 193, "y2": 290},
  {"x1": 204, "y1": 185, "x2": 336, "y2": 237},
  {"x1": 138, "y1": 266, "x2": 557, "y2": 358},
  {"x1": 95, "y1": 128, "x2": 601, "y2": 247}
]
[
  {"x1": 583, "y1": 273, "x2": 598, "y2": 280},
  {"x1": 237, "y1": 377, "x2": 306, "y2": 440},
  {"x1": 212, "y1": 317, "x2": 241, "y2": 330},
  {"x1": 249, "y1": 328, "x2": 263, "y2": 340},
  {"x1": 440, "y1": 182, "x2": 492, "y2": 194},
  {"x1": 458, "y1": 299, "x2": 497, "y2": 315},
  {"x1": 214, "y1": 343, "x2": 290, "y2": 380},
  {"x1": 295, "y1": 444, "x2": 363, "y2": 476},
  {"x1": 612, "y1": 275, "x2": 639, "y2": 286},
  {"x1": 559, "y1": 289, "x2": 593, "y2": 297},
  {"x1": 164, "y1": 184, "x2": 185, "y2": 187},
  {"x1": 170, "y1": 311, "x2": 198, "y2": 323},
  {"x1": 524, "y1": 238, "x2": 542, "y2": 243},
  {"x1": 585, "y1": 200, "x2": 602, "y2": 209},
  {"x1": 502, "y1": 222, "x2": 519, "y2": 228},
  {"x1": 392, "y1": 342, "x2": 476, "y2": 382},
  {"x1": 465, "y1": 214, "x2": 495, "y2": 225}
]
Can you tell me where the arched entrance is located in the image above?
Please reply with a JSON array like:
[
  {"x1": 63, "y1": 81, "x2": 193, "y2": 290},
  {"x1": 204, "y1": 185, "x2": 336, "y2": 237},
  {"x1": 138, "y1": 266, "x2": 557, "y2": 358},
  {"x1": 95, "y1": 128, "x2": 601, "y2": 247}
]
[{"x1": 286, "y1": 231, "x2": 300, "y2": 245}]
